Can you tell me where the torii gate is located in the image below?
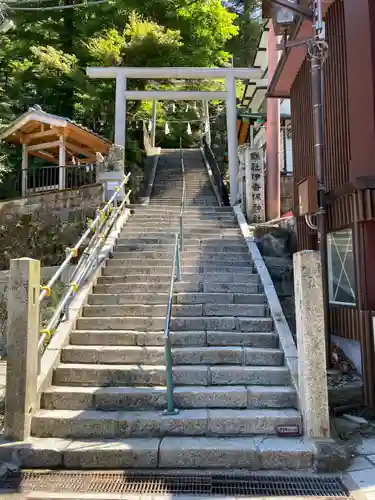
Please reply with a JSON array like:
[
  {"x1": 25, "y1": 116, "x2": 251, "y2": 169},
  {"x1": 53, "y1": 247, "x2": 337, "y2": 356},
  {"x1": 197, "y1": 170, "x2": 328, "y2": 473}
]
[{"x1": 86, "y1": 66, "x2": 261, "y2": 205}]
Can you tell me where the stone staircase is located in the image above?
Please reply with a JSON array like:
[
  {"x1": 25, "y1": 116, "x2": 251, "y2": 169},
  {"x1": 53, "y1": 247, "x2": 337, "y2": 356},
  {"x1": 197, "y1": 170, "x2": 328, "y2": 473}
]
[{"x1": 30, "y1": 149, "x2": 313, "y2": 470}]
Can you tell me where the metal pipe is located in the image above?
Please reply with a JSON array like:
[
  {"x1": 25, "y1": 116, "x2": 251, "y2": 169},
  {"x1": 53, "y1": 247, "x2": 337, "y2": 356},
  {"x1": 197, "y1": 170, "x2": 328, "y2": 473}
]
[
  {"x1": 310, "y1": 35, "x2": 331, "y2": 368},
  {"x1": 39, "y1": 174, "x2": 130, "y2": 302},
  {"x1": 163, "y1": 233, "x2": 180, "y2": 415}
]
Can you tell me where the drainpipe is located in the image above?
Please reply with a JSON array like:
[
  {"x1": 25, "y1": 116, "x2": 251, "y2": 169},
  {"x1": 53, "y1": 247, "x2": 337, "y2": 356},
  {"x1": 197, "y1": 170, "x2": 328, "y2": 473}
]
[{"x1": 266, "y1": 23, "x2": 281, "y2": 220}]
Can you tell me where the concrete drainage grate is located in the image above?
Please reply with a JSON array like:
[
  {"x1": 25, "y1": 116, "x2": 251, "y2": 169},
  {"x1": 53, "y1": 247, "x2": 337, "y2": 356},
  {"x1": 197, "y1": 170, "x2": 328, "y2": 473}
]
[{"x1": 0, "y1": 471, "x2": 352, "y2": 497}]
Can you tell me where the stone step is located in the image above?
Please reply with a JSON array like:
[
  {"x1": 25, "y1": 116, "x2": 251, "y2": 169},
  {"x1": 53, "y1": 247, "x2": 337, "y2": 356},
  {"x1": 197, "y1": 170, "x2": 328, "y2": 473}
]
[
  {"x1": 61, "y1": 345, "x2": 283, "y2": 366},
  {"x1": 76, "y1": 315, "x2": 273, "y2": 332},
  {"x1": 107, "y1": 258, "x2": 253, "y2": 268},
  {"x1": 102, "y1": 266, "x2": 255, "y2": 277},
  {"x1": 53, "y1": 364, "x2": 290, "y2": 386},
  {"x1": 119, "y1": 231, "x2": 242, "y2": 239},
  {"x1": 70, "y1": 330, "x2": 279, "y2": 348},
  {"x1": 115, "y1": 243, "x2": 248, "y2": 252},
  {"x1": 31, "y1": 408, "x2": 301, "y2": 439},
  {"x1": 100, "y1": 272, "x2": 260, "y2": 284},
  {"x1": 82, "y1": 303, "x2": 267, "y2": 318},
  {"x1": 41, "y1": 385, "x2": 297, "y2": 411},
  {"x1": 158, "y1": 436, "x2": 312, "y2": 469},
  {"x1": 111, "y1": 252, "x2": 252, "y2": 262},
  {"x1": 93, "y1": 281, "x2": 260, "y2": 294},
  {"x1": 87, "y1": 292, "x2": 265, "y2": 306}
]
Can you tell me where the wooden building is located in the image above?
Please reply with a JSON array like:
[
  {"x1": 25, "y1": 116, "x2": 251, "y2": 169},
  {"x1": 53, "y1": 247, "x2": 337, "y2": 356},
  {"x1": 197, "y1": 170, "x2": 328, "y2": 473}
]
[{"x1": 263, "y1": 0, "x2": 375, "y2": 408}]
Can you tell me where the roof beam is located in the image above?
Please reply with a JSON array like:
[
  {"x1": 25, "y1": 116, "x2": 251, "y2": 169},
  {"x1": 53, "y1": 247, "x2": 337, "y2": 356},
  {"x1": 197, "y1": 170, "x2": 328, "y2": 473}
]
[
  {"x1": 65, "y1": 141, "x2": 96, "y2": 159},
  {"x1": 26, "y1": 140, "x2": 60, "y2": 152},
  {"x1": 87, "y1": 67, "x2": 262, "y2": 80},
  {"x1": 24, "y1": 127, "x2": 61, "y2": 144},
  {"x1": 28, "y1": 150, "x2": 59, "y2": 164}
]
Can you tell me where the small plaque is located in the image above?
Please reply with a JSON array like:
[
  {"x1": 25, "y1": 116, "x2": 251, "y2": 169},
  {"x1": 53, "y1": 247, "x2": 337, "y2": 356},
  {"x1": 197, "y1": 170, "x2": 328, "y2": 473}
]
[{"x1": 276, "y1": 425, "x2": 300, "y2": 437}]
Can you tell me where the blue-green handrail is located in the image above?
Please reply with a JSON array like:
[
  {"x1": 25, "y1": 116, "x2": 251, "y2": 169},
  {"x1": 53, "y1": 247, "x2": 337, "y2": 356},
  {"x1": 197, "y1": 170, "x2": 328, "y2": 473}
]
[{"x1": 163, "y1": 232, "x2": 181, "y2": 415}]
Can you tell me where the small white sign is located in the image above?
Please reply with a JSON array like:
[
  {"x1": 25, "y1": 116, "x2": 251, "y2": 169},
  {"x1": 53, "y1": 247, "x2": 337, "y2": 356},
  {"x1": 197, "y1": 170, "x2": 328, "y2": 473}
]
[{"x1": 106, "y1": 181, "x2": 121, "y2": 191}]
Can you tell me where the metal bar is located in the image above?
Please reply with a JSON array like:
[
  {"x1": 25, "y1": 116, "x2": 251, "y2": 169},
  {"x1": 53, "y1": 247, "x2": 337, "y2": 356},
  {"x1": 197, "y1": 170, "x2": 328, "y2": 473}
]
[
  {"x1": 180, "y1": 138, "x2": 185, "y2": 251},
  {"x1": 310, "y1": 39, "x2": 330, "y2": 368},
  {"x1": 39, "y1": 173, "x2": 131, "y2": 302},
  {"x1": 163, "y1": 233, "x2": 180, "y2": 415},
  {"x1": 38, "y1": 189, "x2": 133, "y2": 353}
]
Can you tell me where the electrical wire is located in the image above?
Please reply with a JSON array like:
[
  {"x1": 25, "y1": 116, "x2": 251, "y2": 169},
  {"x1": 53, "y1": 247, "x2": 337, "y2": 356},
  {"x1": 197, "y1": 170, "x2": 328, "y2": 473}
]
[{"x1": 8, "y1": 0, "x2": 108, "y2": 10}]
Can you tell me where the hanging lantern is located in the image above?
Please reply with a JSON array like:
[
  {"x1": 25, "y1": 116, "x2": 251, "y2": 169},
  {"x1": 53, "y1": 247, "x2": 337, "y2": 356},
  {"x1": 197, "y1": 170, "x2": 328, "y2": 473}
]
[
  {"x1": 187, "y1": 122, "x2": 192, "y2": 135},
  {"x1": 165, "y1": 122, "x2": 170, "y2": 135},
  {"x1": 148, "y1": 120, "x2": 152, "y2": 132}
]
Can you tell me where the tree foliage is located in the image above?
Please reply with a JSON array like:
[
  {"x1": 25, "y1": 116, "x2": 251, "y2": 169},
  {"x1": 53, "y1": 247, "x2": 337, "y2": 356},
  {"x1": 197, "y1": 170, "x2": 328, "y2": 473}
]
[{"x1": 0, "y1": 0, "x2": 259, "y2": 170}]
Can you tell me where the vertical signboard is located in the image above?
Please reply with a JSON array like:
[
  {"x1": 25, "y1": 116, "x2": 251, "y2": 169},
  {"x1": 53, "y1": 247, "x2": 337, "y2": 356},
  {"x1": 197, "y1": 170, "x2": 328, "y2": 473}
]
[{"x1": 248, "y1": 148, "x2": 265, "y2": 223}]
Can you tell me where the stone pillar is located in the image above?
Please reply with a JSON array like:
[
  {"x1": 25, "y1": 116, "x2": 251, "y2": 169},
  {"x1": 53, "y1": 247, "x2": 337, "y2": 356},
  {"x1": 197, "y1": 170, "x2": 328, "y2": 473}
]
[
  {"x1": 5, "y1": 258, "x2": 40, "y2": 441},
  {"x1": 293, "y1": 250, "x2": 330, "y2": 438},
  {"x1": 225, "y1": 75, "x2": 239, "y2": 206},
  {"x1": 115, "y1": 74, "x2": 127, "y2": 155}
]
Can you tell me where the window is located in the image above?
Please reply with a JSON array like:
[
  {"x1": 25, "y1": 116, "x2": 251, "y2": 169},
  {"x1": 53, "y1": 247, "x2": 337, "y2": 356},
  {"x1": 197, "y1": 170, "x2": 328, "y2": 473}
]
[{"x1": 327, "y1": 229, "x2": 356, "y2": 305}]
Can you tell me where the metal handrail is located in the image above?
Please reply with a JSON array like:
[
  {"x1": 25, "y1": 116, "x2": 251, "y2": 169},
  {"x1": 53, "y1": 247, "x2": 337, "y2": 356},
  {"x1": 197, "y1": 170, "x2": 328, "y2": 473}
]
[
  {"x1": 179, "y1": 137, "x2": 185, "y2": 251},
  {"x1": 38, "y1": 174, "x2": 131, "y2": 356},
  {"x1": 163, "y1": 232, "x2": 181, "y2": 415}
]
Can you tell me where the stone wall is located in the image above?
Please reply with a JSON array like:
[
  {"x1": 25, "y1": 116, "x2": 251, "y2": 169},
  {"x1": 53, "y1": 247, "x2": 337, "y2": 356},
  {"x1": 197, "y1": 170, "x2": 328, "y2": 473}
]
[
  {"x1": 253, "y1": 218, "x2": 297, "y2": 341},
  {"x1": 0, "y1": 183, "x2": 103, "y2": 220},
  {"x1": 0, "y1": 184, "x2": 104, "y2": 271}
]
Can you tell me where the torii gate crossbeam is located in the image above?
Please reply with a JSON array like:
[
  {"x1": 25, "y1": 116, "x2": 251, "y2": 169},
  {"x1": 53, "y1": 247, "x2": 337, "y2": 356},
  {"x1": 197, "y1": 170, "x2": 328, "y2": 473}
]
[{"x1": 86, "y1": 66, "x2": 262, "y2": 205}]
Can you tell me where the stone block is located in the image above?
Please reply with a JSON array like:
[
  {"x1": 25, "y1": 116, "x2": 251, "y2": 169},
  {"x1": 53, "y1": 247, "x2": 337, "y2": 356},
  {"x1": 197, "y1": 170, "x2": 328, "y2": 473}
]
[
  {"x1": 42, "y1": 387, "x2": 94, "y2": 410},
  {"x1": 5, "y1": 258, "x2": 40, "y2": 441},
  {"x1": 95, "y1": 387, "x2": 167, "y2": 411},
  {"x1": 244, "y1": 347, "x2": 283, "y2": 366},
  {"x1": 172, "y1": 347, "x2": 243, "y2": 365},
  {"x1": 63, "y1": 439, "x2": 160, "y2": 468},
  {"x1": 70, "y1": 330, "x2": 137, "y2": 346},
  {"x1": 237, "y1": 317, "x2": 273, "y2": 332},
  {"x1": 169, "y1": 331, "x2": 206, "y2": 346},
  {"x1": 174, "y1": 386, "x2": 247, "y2": 409},
  {"x1": 172, "y1": 366, "x2": 208, "y2": 386},
  {"x1": 117, "y1": 409, "x2": 208, "y2": 437},
  {"x1": 206, "y1": 331, "x2": 278, "y2": 348},
  {"x1": 247, "y1": 386, "x2": 297, "y2": 409},
  {"x1": 293, "y1": 250, "x2": 330, "y2": 439},
  {"x1": 207, "y1": 409, "x2": 301, "y2": 435},
  {"x1": 258, "y1": 437, "x2": 314, "y2": 469},
  {"x1": 203, "y1": 304, "x2": 266, "y2": 317},
  {"x1": 159, "y1": 436, "x2": 261, "y2": 468},
  {"x1": 312, "y1": 438, "x2": 350, "y2": 472},
  {"x1": 31, "y1": 410, "x2": 119, "y2": 438},
  {"x1": 210, "y1": 366, "x2": 290, "y2": 386}
]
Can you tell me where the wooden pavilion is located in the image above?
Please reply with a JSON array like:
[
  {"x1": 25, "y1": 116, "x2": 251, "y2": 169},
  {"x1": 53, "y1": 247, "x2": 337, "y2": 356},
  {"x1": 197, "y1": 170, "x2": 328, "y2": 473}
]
[{"x1": 0, "y1": 105, "x2": 111, "y2": 195}]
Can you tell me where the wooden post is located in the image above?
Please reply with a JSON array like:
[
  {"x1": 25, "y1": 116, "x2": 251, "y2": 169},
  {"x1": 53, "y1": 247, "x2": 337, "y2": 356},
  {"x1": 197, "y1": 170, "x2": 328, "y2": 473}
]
[
  {"x1": 59, "y1": 135, "x2": 66, "y2": 190},
  {"x1": 21, "y1": 144, "x2": 28, "y2": 197}
]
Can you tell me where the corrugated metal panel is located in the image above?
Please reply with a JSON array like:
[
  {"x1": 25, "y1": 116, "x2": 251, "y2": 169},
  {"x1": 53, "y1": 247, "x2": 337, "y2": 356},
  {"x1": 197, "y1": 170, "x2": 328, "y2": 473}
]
[
  {"x1": 329, "y1": 306, "x2": 360, "y2": 341},
  {"x1": 324, "y1": 0, "x2": 350, "y2": 192},
  {"x1": 360, "y1": 310, "x2": 375, "y2": 408},
  {"x1": 291, "y1": 0, "x2": 351, "y2": 245}
]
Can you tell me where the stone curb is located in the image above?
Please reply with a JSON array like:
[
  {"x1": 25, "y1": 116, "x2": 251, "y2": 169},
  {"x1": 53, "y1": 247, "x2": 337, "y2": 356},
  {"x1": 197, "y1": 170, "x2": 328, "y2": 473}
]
[
  {"x1": 36, "y1": 208, "x2": 131, "y2": 402},
  {"x1": 200, "y1": 147, "x2": 223, "y2": 207},
  {"x1": 139, "y1": 148, "x2": 161, "y2": 205},
  {"x1": 233, "y1": 206, "x2": 299, "y2": 399}
]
